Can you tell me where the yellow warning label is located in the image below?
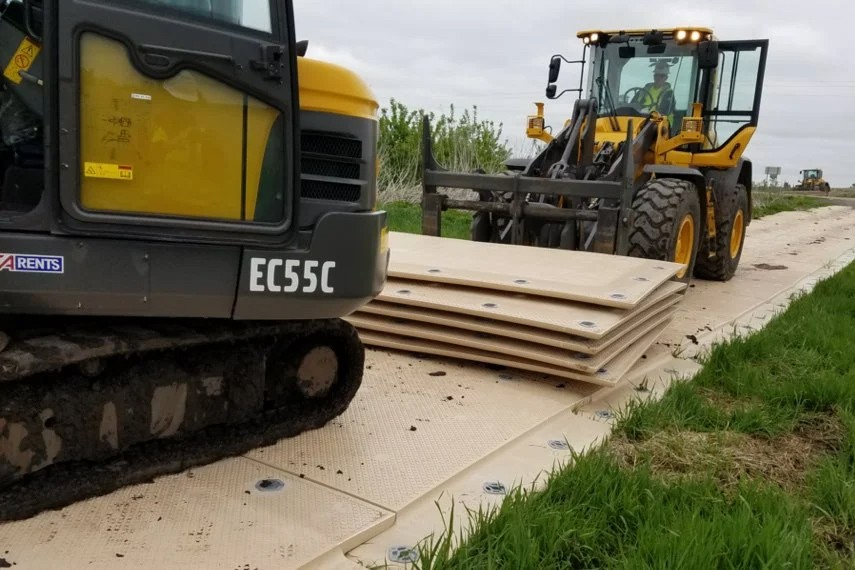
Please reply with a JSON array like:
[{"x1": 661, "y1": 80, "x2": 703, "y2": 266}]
[
  {"x1": 83, "y1": 162, "x2": 134, "y2": 181},
  {"x1": 3, "y1": 37, "x2": 40, "y2": 85}
]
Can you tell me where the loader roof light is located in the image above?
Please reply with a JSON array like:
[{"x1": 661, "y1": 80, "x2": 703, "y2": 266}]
[
  {"x1": 674, "y1": 28, "x2": 709, "y2": 44},
  {"x1": 580, "y1": 31, "x2": 609, "y2": 47}
]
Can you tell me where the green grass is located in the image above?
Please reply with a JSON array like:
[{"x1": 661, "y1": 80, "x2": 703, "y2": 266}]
[
  {"x1": 381, "y1": 201, "x2": 471, "y2": 239},
  {"x1": 752, "y1": 192, "x2": 827, "y2": 219},
  {"x1": 409, "y1": 260, "x2": 855, "y2": 569}
]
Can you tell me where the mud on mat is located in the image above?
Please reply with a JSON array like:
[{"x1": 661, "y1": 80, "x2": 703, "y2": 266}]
[
  {"x1": 244, "y1": 349, "x2": 598, "y2": 513},
  {"x1": 388, "y1": 231, "x2": 685, "y2": 308},
  {"x1": 0, "y1": 458, "x2": 393, "y2": 570}
]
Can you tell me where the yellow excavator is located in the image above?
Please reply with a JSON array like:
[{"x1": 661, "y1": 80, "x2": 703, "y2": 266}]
[
  {"x1": 421, "y1": 27, "x2": 768, "y2": 283},
  {"x1": 0, "y1": 0, "x2": 387, "y2": 519}
]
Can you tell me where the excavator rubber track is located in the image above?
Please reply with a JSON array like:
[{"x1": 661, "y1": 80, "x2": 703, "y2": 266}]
[{"x1": 0, "y1": 316, "x2": 365, "y2": 521}]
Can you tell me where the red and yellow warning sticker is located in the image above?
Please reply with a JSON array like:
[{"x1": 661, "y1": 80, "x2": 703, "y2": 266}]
[
  {"x1": 83, "y1": 162, "x2": 134, "y2": 181},
  {"x1": 3, "y1": 36, "x2": 40, "y2": 85}
]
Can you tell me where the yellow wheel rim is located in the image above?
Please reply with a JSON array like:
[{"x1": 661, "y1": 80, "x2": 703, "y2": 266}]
[
  {"x1": 730, "y1": 209, "x2": 744, "y2": 259},
  {"x1": 674, "y1": 214, "x2": 694, "y2": 278}
]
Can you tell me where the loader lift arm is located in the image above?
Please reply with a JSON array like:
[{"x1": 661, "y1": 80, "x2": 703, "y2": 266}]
[{"x1": 421, "y1": 98, "x2": 658, "y2": 256}]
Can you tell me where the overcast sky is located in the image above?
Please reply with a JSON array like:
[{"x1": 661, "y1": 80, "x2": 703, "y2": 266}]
[{"x1": 291, "y1": 0, "x2": 852, "y2": 188}]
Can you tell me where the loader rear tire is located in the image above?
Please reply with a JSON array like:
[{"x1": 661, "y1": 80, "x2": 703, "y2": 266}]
[
  {"x1": 627, "y1": 178, "x2": 701, "y2": 283},
  {"x1": 693, "y1": 183, "x2": 748, "y2": 281}
]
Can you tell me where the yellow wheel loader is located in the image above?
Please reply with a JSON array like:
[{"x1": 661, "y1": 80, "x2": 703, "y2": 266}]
[
  {"x1": 0, "y1": 0, "x2": 388, "y2": 519},
  {"x1": 795, "y1": 168, "x2": 830, "y2": 192},
  {"x1": 421, "y1": 27, "x2": 768, "y2": 283}
]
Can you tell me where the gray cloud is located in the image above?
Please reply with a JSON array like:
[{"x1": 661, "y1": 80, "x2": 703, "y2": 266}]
[{"x1": 293, "y1": 0, "x2": 853, "y2": 187}]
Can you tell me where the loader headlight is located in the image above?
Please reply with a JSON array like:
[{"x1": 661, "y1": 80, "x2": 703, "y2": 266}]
[
  {"x1": 676, "y1": 30, "x2": 687, "y2": 41},
  {"x1": 690, "y1": 30, "x2": 701, "y2": 41}
]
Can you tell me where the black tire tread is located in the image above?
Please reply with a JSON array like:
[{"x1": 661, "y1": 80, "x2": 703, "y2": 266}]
[
  {"x1": 694, "y1": 183, "x2": 747, "y2": 281},
  {"x1": 626, "y1": 178, "x2": 700, "y2": 282}
]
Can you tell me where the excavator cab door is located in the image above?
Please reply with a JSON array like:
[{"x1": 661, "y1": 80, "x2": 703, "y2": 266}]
[{"x1": 49, "y1": 0, "x2": 301, "y2": 244}]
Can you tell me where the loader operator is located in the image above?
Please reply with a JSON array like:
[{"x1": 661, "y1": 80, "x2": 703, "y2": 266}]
[{"x1": 632, "y1": 61, "x2": 675, "y2": 126}]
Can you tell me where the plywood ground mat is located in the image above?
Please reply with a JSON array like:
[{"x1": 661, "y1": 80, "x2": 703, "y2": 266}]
[
  {"x1": 388, "y1": 231, "x2": 686, "y2": 308},
  {"x1": 360, "y1": 286, "x2": 683, "y2": 353},
  {"x1": 356, "y1": 235, "x2": 689, "y2": 386},
  {"x1": 346, "y1": 306, "x2": 677, "y2": 374},
  {"x1": 375, "y1": 277, "x2": 686, "y2": 340},
  {"x1": 358, "y1": 318, "x2": 671, "y2": 387}
]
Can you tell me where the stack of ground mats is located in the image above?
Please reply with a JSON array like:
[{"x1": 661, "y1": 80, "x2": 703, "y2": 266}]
[{"x1": 346, "y1": 232, "x2": 687, "y2": 387}]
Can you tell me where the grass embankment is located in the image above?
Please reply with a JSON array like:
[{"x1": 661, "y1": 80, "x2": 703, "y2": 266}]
[
  {"x1": 753, "y1": 192, "x2": 828, "y2": 219},
  {"x1": 382, "y1": 201, "x2": 471, "y2": 240},
  {"x1": 412, "y1": 261, "x2": 855, "y2": 569}
]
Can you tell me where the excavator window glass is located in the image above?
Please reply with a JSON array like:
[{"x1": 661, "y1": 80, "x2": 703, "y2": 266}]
[
  {"x1": 133, "y1": 0, "x2": 272, "y2": 33},
  {"x1": 77, "y1": 30, "x2": 286, "y2": 223}
]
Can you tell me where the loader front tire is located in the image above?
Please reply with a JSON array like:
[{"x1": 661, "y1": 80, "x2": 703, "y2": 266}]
[
  {"x1": 693, "y1": 183, "x2": 748, "y2": 281},
  {"x1": 627, "y1": 178, "x2": 701, "y2": 283}
]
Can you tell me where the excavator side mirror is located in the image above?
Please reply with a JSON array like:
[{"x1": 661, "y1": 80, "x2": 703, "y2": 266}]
[
  {"x1": 546, "y1": 84, "x2": 557, "y2": 99},
  {"x1": 548, "y1": 56, "x2": 561, "y2": 83},
  {"x1": 698, "y1": 40, "x2": 719, "y2": 69}
]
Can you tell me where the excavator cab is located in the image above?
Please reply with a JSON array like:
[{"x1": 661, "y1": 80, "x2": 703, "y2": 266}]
[
  {"x1": 0, "y1": 0, "x2": 388, "y2": 517},
  {"x1": 1, "y1": 0, "x2": 387, "y2": 317}
]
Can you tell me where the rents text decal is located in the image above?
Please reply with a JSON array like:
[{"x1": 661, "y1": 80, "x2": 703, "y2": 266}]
[{"x1": 0, "y1": 253, "x2": 64, "y2": 274}]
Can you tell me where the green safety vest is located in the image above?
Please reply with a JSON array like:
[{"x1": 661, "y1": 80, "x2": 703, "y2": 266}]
[{"x1": 640, "y1": 83, "x2": 674, "y2": 126}]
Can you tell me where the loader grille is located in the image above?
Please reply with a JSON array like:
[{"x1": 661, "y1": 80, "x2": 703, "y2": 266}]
[{"x1": 299, "y1": 131, "x2": 364, "y2": 202}]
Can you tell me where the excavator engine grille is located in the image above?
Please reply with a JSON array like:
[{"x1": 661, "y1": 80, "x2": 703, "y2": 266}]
[{"x1": 300, "y1": 131, "x2": 363, "y2": 202}]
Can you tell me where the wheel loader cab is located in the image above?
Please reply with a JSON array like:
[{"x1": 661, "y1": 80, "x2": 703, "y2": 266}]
[
  {"x1": 587, "y1": 38, "x2": 701, "y2": 138},
  {"x1": 1, "y1": 0, "x2": 388, "y2": 321},
  {"x1": 541, "y1": 28, "x2": 768, "y2": 172}
]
